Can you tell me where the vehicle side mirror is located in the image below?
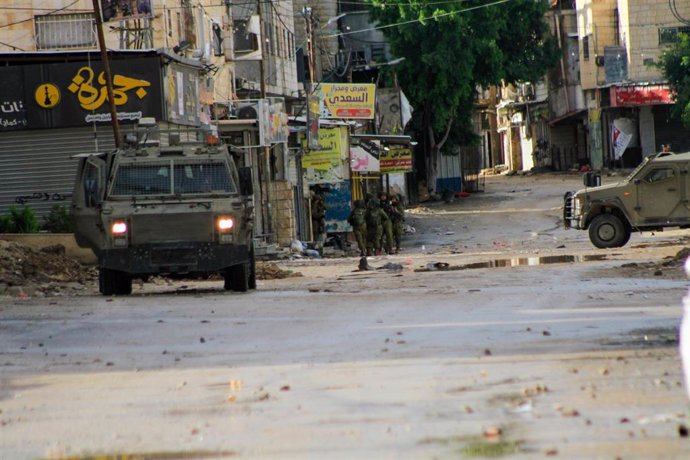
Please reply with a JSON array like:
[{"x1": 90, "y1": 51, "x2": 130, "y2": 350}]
[
  {"x1": 238, "y1": 166, "x2": 253, "y2": 196},
  {"x1": 583, "y1": 172, "x2": 601, "y2": 187}
]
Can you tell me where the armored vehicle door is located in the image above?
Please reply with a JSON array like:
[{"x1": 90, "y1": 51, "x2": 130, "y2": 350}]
[
  {"x1": 633, "y1": 162, "x2": 683, "y2": 221},
  {"x1": 72, "y1": 155, "x2": 107, "y2": 250}
]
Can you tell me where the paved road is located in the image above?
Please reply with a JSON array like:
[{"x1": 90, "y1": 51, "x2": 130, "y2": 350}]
[{"x1": 2, "y1": 173, "x2": 690, "y2": 459}]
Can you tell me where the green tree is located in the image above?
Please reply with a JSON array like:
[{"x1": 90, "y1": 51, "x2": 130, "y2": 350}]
[
  {"x1": 659, "y1": 32, "x2": 690, "y2": 129},
  {"x1": 366, "y1": 0, "x2": 559, "y2": 188}
]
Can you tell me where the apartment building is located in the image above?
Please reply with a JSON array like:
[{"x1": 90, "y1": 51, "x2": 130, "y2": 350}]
[{"x1": 577, "y1": 0, "x2": 690, "y2": 168}]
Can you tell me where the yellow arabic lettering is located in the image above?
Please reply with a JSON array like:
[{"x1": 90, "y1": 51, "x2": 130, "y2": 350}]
[
  {"x1": 68, "y1": 66, "x2": 151, "y2": 111},
  {"x1": 68, "y1": 67, "x2": 106, "y2": 111}
]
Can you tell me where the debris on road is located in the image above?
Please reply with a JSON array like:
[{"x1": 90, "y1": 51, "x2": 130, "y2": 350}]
[
  {"x1": 256, "y1": 262, "x2": 303, "y2": 280},
  {"x1": 0, "y1": 240, "x2": 96, "y2": 296}
]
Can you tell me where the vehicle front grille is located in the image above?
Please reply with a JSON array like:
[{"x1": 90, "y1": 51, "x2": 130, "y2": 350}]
[
  {"x1": 130, "y1": 212, "x2": 214, "y2": 244},
  {"x1": 150, "y1": 247, "x2": 197, "y2": 266},
  {"x1": 563, "y1": 192, "x2": 574, "y2": 228}
]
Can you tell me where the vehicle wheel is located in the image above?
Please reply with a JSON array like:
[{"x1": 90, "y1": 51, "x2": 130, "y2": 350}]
[
  {"x1": 99, "y1": 268, "x2": 116, "y2": 295},
  {"x1": 224, "y1": 263, "x2": 249, "y2": 292},
  {"x1": 99, "y1": 268, "x2": 132, "y2": 295},
  {"x1": 116, "y1": 272, "x2": 132, "y2": 295},
  {"x1": 588, "y1": 214, "x2": 630, "y2": 248},
  {"x1": 248, "y1": 244, "x2": 257, "y2": 290}
]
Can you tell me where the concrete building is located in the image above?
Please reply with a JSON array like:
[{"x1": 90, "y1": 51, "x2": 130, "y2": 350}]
[
  {"x1": 576, "y1": 0, "x2": 690, "y2": 168},
  {"x1": 0, "y1": 1, "x2": 239, "y2": 217}
]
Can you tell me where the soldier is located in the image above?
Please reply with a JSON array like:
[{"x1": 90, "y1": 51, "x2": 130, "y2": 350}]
[
  {"x1": 379, "y1": 192, "x2": 395, "y2": 255},
  {"x1": 365, "y1": 198, "x2": 389, "y2": 256},
  {"x1": 388, "y1": 194, "x2": 405, "y2": 253},
  {"x1": 310, "y1": 192, "x2": 326, "y2": 248},
  {"x1": 347, "y1": 200, "x2": 367, "y2": 257}
]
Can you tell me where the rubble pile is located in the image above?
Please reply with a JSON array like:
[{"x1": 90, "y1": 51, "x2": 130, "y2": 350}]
[
  {"x1": 0, "y1": 240, "x2": 97, "y2": 295},
  {"x1": 256, "y1": 262, "x2": 303, "y2": 280}
]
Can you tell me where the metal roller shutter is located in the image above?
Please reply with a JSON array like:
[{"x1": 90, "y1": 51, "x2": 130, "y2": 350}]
[{"x1": 0, "y1": 126, "x2": 117, "y2": 219}]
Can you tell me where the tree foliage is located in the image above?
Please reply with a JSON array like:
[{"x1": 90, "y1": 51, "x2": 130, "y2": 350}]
[
  {"x1": 365, "y1": 0, "x2": 559, "y2": 185},
  {"x1": 659, "y1": 33, "x2": 690, "y2": 129}
]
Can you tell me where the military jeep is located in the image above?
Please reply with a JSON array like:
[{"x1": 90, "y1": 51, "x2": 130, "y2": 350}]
[
  {"x1": 564, "y1": 151, "x2": 690, "y2": 248},
  {"x1": 71, "y1": 122, "x2": 256, "y2": 295}
]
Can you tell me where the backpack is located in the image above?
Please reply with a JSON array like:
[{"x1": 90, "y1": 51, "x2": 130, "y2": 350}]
[
  {"x1": 352, "y1": 208, "x2": 366, "y2": 227},
  {"x1": 366, "y1": 208, "x2": 382, "y2": 227}
]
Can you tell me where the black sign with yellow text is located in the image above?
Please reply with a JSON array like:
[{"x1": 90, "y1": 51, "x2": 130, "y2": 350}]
[{"x1": 0, "y1": 56, "x2": 163, "y2": 131}]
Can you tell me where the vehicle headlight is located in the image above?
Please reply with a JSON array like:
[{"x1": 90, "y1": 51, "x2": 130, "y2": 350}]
[
  {"x1": 217, "y1": 216, "x2": 234, "y2": 244},
  {"x1": 217, "y1": 217, "x2": 234, "y2": 231},
  {"x1": 110, "y1": 221, "x2": 129, "y2": 247}
]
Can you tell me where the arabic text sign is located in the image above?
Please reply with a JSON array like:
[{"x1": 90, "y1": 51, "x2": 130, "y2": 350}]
[
  {"x1": 611, "y1": 85, "x2": 673, "y2": 107},
  {"x1": 350, "y1": 143, "x2": 380, "y2": 172},
  {"x1": 380, "y1": 147, "x2": 413, "y2": 173},
  {"x1": 0, "y1": 57, "x2": 163, "y2": 130},
  {"x1": 302, "y1": 127, "x2": 344, "y2": 170},
  {"x1": 320, "y1": 84, "x2": 375, "y2": 119}
]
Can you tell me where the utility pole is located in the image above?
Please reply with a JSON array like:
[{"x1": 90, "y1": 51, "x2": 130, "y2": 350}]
[
  {"x1": 304, "y1": 6, "x2": 320, "y2": 150},
  {"x1": 257, "y1": 0, "x2": 273, "y2": 241},
  {"x1": 91, "y1": 0, "x2": 121, "y2": 148}
]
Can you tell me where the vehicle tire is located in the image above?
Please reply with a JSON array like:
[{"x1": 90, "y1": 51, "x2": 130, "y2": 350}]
[
  {"x1": 99, "y1": 268, "x2": 132, "y2": 295},
  {"x1": 248, "y1": 244, "x2": 257, "y2": 290},
  {"x1": 588, "y1": 214, "x2": 630, "y2": 248},
  {"x1": 116, "y1": 272, "x2": 132, "y2": 295},
  {"x1": 99, "y1": 268, "x2": 116, "y2": 296},
  {"x1": 224, "y1": 263, "x2": 249, "y2": 292}
]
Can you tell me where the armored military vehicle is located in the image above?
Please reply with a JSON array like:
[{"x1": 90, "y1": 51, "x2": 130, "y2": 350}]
[
  {"x1": 71, "y1": 120, "x2": 256, "y2": 295},
  {"x1": 564, "y1": 151, "x2": 690, "y2": 248}
]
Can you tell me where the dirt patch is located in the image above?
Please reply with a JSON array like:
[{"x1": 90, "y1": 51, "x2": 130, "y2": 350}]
[
  {"x1": 0, "y1": 239, "x2": 97, "y2": 297},
  {"x1": 615, "y1": 247, "x2": 690, "y2": 279},
  {"x1": 256, "y1": 262, "x2": 303, "y2": 280}
]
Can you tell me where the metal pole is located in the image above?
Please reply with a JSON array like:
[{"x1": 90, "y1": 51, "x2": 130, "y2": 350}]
[
  {"x1": 257, "y1": 0, "x2": 273, "y2": 241},
  {"x1": 91, "y1": 0, "x2": 121, "y2": 148}
]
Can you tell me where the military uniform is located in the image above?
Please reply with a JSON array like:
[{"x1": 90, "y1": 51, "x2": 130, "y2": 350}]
[
  {"x1": 348, "y1": 200, "x2": 367, "y2": 256},
  {"x1": 379, "y1": 194, "x2": 395, "y2": 254},
  {"x1": 389, "y1": 195, "x2": 405, "y2": 253},
  {"x1": 365, "y1": 199, "x2": 389, "y2": 255}
]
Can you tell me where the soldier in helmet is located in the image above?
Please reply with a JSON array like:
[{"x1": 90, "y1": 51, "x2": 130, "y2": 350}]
[
  {"x1": 379, "y1": 192, "x2": 395, "y2": 255},
  {"x1": 389, "y1": 194, "x2": 405, "y2": 253},
  {"x1": 347, "y1": 200, "x2": 367, "y2": 257},
  {"x1": 365, "y1": 198, "x2": 389, "y2": 256}
]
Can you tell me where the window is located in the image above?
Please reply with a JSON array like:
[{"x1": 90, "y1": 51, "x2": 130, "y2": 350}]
[
  {"x1": 83, "y1": 161, "x2": 102, "y2": 207},
  {"x1": 659, "y1": 26, "x2": 690, "y2": 45},
  {"x1": 35, "y1": 13, "x2": 95, "y2": 50},
  {"x1": 643, "y1": 167, "x2": 675, "y2": 184},
  {"x1": 583, "y1": 35, "x2": 590, "y2": 60},
  {"x1": 111, "y1": 161, "x2": 234, "y2": 196},
  {"x1": 167, "y1": 9, "x2": 172, "y2": 37}
]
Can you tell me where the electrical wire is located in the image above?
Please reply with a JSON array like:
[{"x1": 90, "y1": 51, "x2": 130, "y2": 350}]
[{"x1": 324, "y1": 0, "x2": 514, "y2": 38}]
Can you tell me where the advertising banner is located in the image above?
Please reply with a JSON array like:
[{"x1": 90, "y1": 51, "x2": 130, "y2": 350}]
[
  {"x1": 318, "y1": 83, "x2": 375, "y2": 119},
  {"x1": 259, "y1": 98, "x2": 289, "y2": 145},
  {"x1": 350, "y1": 141, "x2": 380, "y2": 172},
  {"x1": 611, "y1": 85, "x2": 673, "y2": 107},
  {"x1": 380, "y1": 147, "x2": 413, "y2": 173},
  {"x1": 0, "y1": 57, "x2": 163, "y2": 131},
  {"x1": 302, "y1": 127, "x2": 348, "y2": 184}
]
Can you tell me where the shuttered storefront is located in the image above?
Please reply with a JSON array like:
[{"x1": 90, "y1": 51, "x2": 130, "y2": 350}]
[{"x1": 0, "y1": 126, "x2": 117, "y2": 218}]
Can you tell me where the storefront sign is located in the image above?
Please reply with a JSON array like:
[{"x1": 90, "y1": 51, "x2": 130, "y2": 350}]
[
  {"x1": 380, "y1": 147, "x2": 413, "y2": 173},
  {"x1": 302, "y1": 127, "x2": 348, "y2": 184},
  {"x1": 318, "y1": 83, "x2": 375, "y2": 119},
  {"x1": 611, "y1": 85, "x2": 673, "y2": 107},
  {"x1": 0, "y1": 56, "x2": 163, "y2": 131},
  {"x1": 350, "y1": 141, "x2": 380, "y2": 172}
]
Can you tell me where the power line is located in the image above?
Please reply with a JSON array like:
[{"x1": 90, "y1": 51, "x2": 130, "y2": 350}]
[{"x1": 324, "y1": 0, "x2": 514, "y2": 38}]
